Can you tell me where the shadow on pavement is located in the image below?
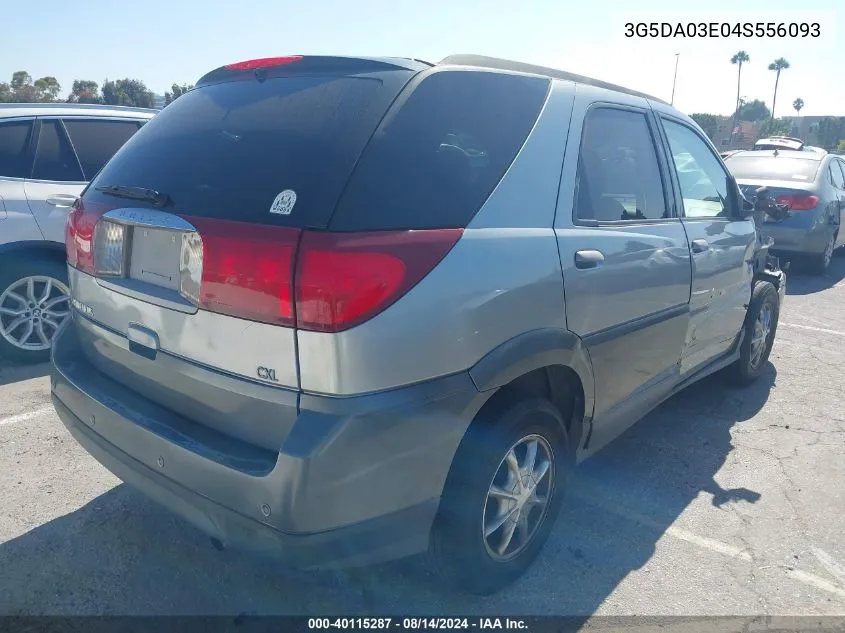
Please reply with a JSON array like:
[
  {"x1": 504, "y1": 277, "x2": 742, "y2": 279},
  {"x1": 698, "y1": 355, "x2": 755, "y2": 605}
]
[
  {"x1": 0, "y1": 365, "x2": 776, "y2": 616},
  {"x1": 784, "y1": 250, "x2": 845, "y2": 296},
  {"x1": 0, "y1": 360, "x2": 50, "y2": 387}
]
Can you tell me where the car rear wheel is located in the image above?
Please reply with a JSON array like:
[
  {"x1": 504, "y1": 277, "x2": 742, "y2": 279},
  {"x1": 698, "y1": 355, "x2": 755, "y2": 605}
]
[
  {"x1": 0, "y1": 256, "x2": 71, "y2": 364},
  {"x1": 726, "y1": 281, "x2": 780, "y2": 386},
  {"x1": 808, "y1": 233, "x2": 835, "y2": 274},
  {"x1": 427, "y1": 397, "x2": 569, "y2": 595}
]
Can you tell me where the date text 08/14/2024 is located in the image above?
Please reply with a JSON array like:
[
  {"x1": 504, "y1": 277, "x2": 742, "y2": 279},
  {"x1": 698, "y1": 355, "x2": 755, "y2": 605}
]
[{"x1": 307, "y1": 618, "x2": 529, "y2": 630}]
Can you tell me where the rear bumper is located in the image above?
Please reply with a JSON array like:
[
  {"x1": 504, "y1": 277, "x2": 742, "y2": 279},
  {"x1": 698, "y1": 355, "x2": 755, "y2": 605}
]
[
  {"x1": 761, "y1": 224, "x2": 833, "y2": 256},
  {"x1": 51, "y1": 319, "x2": 483, "y2": 569}
]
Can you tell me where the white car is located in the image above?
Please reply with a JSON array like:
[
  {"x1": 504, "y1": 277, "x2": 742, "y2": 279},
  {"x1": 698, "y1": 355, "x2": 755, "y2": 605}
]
[{"x1": 0, "y1": 103, "x2": 156, "y2": 362}]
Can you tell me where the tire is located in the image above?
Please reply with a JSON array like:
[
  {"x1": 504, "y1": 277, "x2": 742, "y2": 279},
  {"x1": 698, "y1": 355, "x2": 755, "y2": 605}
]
[
  {"x1": 808, "y1": 232, "x2": 835, "y2": 274},
  {"x1": 0, "y1": 254, "x2": 70, "y2": 364},
  {"x1": 427, "y1": 397, "x2": 570, "y2": 595},
  {"x1": 726, "y1": 281, "x2": 780, "y2": 386}
]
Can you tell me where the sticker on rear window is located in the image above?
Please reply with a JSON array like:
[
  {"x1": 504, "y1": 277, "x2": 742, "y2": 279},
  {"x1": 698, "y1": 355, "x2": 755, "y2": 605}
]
[{"x1": 270, "y1": 189, "x2": 297, "y2": 215}]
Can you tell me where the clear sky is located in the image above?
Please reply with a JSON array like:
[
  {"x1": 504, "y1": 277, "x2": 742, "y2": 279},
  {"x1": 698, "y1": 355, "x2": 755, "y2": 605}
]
[{"x1": 2, "y1": 0, "x2": 842, "y2": 117}]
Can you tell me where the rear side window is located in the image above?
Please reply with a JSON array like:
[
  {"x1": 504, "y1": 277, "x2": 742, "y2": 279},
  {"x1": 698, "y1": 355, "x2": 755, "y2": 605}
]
[
  {"x1": 32, "y1": 120, "x2": 84, "y2": 182},
  {"x1": 829, "y1": 161, "x2": 845, "y2": 189},
  {"x1": 63, "y1": 119, "x2": 141, "y2": 180},
  {"x1": 330, "y1": 70, "x2": 550, "y2": 231},
  {"x1": 724, "y1": 154, "x2": 822, "y2": 182},
  {"x1": 86, "y1": 75, "x2": 407, "y2": 227},
  {"x1": 574, "y1": 107, "x2": 669, "y2": 222},
  {"x1": 0, "y1": 120, "x2": 34, "y2": 179}
]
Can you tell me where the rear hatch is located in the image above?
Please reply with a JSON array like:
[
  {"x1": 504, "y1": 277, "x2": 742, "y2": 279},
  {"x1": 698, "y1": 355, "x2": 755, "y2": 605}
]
[{"x1": 65, "y1": 57, "x2": 423, "y2": 448}]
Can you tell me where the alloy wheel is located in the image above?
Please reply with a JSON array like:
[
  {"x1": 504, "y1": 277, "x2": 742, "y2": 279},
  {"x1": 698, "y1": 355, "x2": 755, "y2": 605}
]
[{"x1": 0, "y1": 276, "x2": 71, "y2": 352}]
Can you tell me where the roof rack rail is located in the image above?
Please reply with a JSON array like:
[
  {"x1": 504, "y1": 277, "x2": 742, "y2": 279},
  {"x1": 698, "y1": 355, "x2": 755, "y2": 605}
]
[
  {"x1": 0, "y1": 102, "x2": 158, "y2": 114},
  {"x1": 438, "y1": 54, "x2": 669, "y2": 105}
]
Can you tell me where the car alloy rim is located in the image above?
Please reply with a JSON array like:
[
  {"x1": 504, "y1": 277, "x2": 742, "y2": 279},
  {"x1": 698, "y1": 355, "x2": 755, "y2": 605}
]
[
  {"x1": 482, "y1": 433, "x2": 555, "y2": 562},
  {"x1": 0, "y1": 276, "x2": 71, "y2": 352},
  {"x1": 750, "y1": 302, "x2": 773, "y2": 369}
]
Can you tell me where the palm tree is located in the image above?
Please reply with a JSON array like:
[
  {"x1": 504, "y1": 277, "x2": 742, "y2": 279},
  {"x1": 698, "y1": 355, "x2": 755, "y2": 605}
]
[
  {"x1": 791, "y1": 98, "x2": 805, "y2": 138},
  {"x1": 768, "y1": 58, "x2": 790, "y2": 127},
  {"x1": 730, "y1": 51, "x2": 750, "y2": 119}
]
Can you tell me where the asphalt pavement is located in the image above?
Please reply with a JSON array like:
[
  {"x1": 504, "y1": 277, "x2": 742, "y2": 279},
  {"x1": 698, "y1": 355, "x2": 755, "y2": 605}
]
[{"x1": 1, "y1": 256, "x2": 844, "y2": 616}]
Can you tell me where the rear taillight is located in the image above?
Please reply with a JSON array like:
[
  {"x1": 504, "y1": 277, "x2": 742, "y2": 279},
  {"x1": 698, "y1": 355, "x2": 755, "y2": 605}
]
[
  {"x1": 224, "y1": 56, "x2": 303, "y2": 71},
  {"x1": 775, "y1": 194, "x2": 819, "y2": 210},
  {"x1": 93, "y1": 220, "x2": 127, "y2": 276},
  {"x1": 185, "y1": 217, "x2": 300, "y2": 327},
  {"x1": 65, "y1": 199, "x2": 105, "y2": 274},
  {"x1": 181, "y1": 219, "x2": 462, "y2": 332},
  {"x1": 295, "y1": 229, "x2": 462, "y2": 333}
]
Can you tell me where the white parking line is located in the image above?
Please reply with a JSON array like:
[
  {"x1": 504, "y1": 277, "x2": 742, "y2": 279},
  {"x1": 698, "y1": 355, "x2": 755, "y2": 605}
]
[
  {"x1": 0, "y1": 405, "x2": 54, "y2": 427},
  {"x1": 813, "y1": 548, "x2": 845, "y2": 586},
  {"x1": 786, "y1": 568, "x2": 845, "y2": 600},
  {"x1": 781, "y1": 322, "x2": 845, "y2": 337},
  {"x1": 582, "y1": 493, "x2": 845, "y2": 602}
]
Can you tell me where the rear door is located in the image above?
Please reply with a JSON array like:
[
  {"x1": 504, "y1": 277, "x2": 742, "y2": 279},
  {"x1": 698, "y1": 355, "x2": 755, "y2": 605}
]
[
  {"x1": 23, "y1": 118, "x2": 86, "y2": 242},
  {"x1": 24, "y1": 117, "x2": 143, "y2": 243},
  {"x1": 556, "y1": 95, "x2": 692, "y2": 422},
  {"x1": 656, "y1": 115, "x2": 755, "y2": 376}
]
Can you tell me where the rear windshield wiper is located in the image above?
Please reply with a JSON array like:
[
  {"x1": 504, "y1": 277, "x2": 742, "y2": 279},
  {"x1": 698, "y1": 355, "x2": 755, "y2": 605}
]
[{"x1": 94, "y1": 185, "x2": 171, "y2": 208}]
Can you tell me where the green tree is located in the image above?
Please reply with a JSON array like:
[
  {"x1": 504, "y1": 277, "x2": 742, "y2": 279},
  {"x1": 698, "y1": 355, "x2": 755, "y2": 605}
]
[
  {"x1": 690, "y1": 113, "x2": 723, "y2": 140},
  {"x1": 68, "y1": 80, "x2": 101, "y2": 104},
  {"x1": 101, "y1": 78, "x2": 154, "y2": 108},
  {"x1": 816, "y1": 117, "x2": 844, "y2": 150},
  {"x1": 792, "y1": 98, "x2": 804, "y2": 116},
  {"x1": 9, "y1": 71, "x2": 37, "y2": 102},
  {"x1": 736, "y1": 99, "x2": 770, "y2": 122},
  {"x1": 730, "y1": 51, "x2": 749, "y2": 121},
  {"x1": 164, "y1": 82, "x2": 193, "y2": 105},
  {"x1": 33, "y1": 76, "x2": 61, "y2": 102},
  {"x1": 767, "y1": 58, "x2": 790, "y2": 122},
  {"x1": 0, "y1": 82, "x2": 11, "y2": 103}
]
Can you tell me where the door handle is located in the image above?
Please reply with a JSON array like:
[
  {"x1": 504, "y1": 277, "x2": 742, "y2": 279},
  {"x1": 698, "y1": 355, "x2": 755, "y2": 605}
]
[
  {"x1": 691, "y1": 239, "x2": 710, "y2": 253},
  {"x1": 574, "y1": 249, "x2": 605, "y2": 269},
  {"x1": 46, "y1": 193, "x2": 79, "y2": 208}
]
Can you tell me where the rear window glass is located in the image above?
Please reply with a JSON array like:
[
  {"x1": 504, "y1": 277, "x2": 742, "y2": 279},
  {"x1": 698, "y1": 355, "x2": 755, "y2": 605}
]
[
  {"x1": 330, "y1": 70, "x2": 550, "y2": 231},
  {"x1": 724, "y1": 154, "x2": 822, "y2": 182},
  {"x1": 86, "y1": 74, "x2": 408, "y2": 227}
]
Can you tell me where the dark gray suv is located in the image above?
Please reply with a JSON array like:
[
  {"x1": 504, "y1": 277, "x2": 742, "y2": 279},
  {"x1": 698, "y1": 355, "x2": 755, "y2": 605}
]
[{"x1": 50, "y1": 54, "x2": 786, "y2": 594}]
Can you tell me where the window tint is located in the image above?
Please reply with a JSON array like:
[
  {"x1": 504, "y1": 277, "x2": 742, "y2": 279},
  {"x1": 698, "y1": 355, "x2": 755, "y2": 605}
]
[
  {"x1": 838, "y1": 161, "x2": 845, "y2": 187},
  {"x1": 330, "y1": 70, "x2": 550, "y2": 231},
  {"x1": 63, "y1": 119, "x2": 141, "y2": 180},
  {"x1": 87, "y1": 74, "x2": 409, "y2": 228},
  {"x1": 0, "y1": 120, "x2": 34, "y2": 178},
  {"x1": 724, "y1": 154, "x2": 822, "y2": 182},
  {"x1": 32, "y1": 120, "x2": 83, "y2": 182},
  {"x1": 662, "y1": 119, "x2": 731, "y2": 219},
  {"x1": 829, "y1": 160, "x2": 845, "y2": 189},
  {"x1": 574, "y1": 108, "x2": 668, "y2": 222}
]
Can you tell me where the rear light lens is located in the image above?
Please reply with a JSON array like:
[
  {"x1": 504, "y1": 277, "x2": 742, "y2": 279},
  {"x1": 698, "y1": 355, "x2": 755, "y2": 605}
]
[
  {"x1": 775, "y1": 194, "x2": 819, "y2": 210},
  {"x1": 295, "y1": 229, "x2": 463, "y2": 333},
  {"x1": 65, "y1": 199, "x2": 104, "y2": 274},
  {"x1": 93, "y1": 220, "x2": 127, "y2": 276},
  {"x1": 184, "y1": 217, "x2": 300, "y2": 326},
  {"x1": 179, "y1": 232, "x2": 204, "y2": 304},
  {"x1": 224, "y1": 56, "x2": 303, "y2": 71}
]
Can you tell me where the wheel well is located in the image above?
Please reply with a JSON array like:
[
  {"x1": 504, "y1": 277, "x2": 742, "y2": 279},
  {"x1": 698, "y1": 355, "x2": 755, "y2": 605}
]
[
  {"x1": 0, "y1": 243, "x2": 66, "y2": 268},
  {"x1": 475, "y1": 365, "x2": 585, "y2": 453}
]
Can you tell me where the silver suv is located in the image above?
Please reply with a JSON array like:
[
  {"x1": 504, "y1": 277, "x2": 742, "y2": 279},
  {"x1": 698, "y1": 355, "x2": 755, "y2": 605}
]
[
  {"x1": 50, "y1": 55, "x2": 786, "y2": 595},
  {"x1": 0, "y1": 103, "x2": 155, "y2": 362}
]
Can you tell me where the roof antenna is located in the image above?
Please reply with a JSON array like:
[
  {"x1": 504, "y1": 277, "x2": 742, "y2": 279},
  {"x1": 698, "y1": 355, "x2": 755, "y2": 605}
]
[{"x1": 773, "y1": 148, "x2": 779, "y2": 157}]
